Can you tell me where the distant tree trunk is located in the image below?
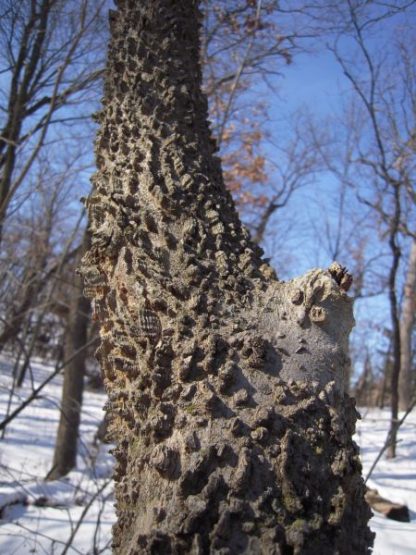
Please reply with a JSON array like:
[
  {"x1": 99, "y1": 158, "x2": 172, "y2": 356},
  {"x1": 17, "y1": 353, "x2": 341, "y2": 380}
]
[
  {"x1": 47, "y1": 237, "x2": 91, "y2": 481},
  {"x1": 374, "y1": 338, "x2": 390, "y2": 409},
  {"x1": 399, "y1": 239, "x2": 416, "y2": 410},
  {"x1": 80, "y1": 1, "x2": 373, "y2": 553},
  {"x1": 387, "y1": 188, "x2": 402, "y2": 459}
]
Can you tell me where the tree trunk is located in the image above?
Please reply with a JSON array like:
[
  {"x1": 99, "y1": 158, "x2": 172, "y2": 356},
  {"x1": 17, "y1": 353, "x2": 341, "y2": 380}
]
[
  {"x1": 80, "y1": 1, "x2": 374, "y2": 553},
  {"x1": 354, "y1": 352, "x2": 373, "y2": 407},
  {"x1": 387, "y1": 189, "x2": 402, "y2": 459},
  {"x1": 377, "y1": 343, "x2": 392, "y2": 409},
  {"x1": 47, "y1": 238, "x2": 91, "y2": 481},
  {"x1": 399, "y1": 239, "x2": 416, "y2": 410}
]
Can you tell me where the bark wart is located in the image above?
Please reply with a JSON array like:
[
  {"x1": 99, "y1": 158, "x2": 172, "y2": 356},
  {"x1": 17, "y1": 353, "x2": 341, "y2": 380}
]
[{"x1": 80, "y1": 1, "x2": 374, "y2": 553}]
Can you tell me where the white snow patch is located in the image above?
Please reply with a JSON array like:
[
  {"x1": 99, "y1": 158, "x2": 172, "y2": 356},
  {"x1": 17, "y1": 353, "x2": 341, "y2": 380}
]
[
  {"x1": 356, "y1": 407, "x2": 416, "y2": 554},
  {"x1": 0, "y1": 355, "x2": 115, "y2": 554}
]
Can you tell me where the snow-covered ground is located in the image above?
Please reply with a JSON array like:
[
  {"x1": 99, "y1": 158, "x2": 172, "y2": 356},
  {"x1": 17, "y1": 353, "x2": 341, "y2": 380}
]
[
  {"x1": 356, "y1": 408, "x2": 416, "y2": 555},
  {"x1": 0, "y1": 356, "x2": 415, "y2": 554},
  {"x1": 0, "y1": 357, "x2": 115, "y2": 554}
]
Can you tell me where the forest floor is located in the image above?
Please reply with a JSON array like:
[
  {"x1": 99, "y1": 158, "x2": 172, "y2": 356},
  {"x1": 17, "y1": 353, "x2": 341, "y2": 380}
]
[{"x1": 0, "y1": 356, "x2": 415, "y2": 554}]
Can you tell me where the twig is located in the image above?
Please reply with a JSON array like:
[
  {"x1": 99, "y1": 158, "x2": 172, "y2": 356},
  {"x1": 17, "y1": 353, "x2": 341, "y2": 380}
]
[
  {"x1": 13, "y1": 521, "x2": 83, "y2": 555},
  {"x1": 93, "y1": 487, "x2": 112, "y2": 554},
  {"x1": 61, "y1": 479, "x2": 112, "y2": 555}
]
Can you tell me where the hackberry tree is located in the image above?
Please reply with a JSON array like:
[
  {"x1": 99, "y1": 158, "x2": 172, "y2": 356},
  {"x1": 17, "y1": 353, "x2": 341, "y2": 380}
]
[{"x1": 81, "y1": 1, "x2": 373, "y2": 553}]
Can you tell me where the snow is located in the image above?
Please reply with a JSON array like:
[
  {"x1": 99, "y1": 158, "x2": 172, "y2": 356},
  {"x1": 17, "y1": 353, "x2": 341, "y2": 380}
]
[
  {"x1": 0, "y1": 356, "x2": 415, "y2": 554},
  {"x1": 0, "y1": 356, "x2": 115, "y2": 554},
  {"x1": 356, "y1": 408, "x2": 416, "y2": 554}
]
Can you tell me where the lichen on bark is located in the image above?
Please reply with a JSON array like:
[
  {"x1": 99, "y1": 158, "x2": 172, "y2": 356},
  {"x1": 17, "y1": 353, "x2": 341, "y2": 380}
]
[{"x1": 80, "y1": 1, "x2": 374, "y2": 553}]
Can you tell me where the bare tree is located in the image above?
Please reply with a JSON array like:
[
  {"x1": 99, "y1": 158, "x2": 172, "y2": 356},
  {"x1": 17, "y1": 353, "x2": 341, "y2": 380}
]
[
  {"x1": 0, "y1": 0, "x2": 107, "y2": 245},
  {"x1": 0, "y1": 0, "x2": 317, "y2": 488},
  {"x1": 307, "y1": 0, "x2": 416, "y2": 456},
  {"x1": 0, "y1": 4, "x2": 109, "y2": 442},
  {"x1": 0, "y1": 161, "x2": 73, "y2": 354}
]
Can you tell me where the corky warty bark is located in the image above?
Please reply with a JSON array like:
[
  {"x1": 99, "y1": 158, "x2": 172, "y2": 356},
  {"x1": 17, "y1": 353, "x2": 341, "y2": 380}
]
[{"x1": 80, "y1": 1, "x2": 374, "y2": 553}]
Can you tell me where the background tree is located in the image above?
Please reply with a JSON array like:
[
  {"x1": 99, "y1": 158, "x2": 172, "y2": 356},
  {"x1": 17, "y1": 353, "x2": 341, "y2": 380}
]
[
  {"x1": 336, "y1": 12, "x2": 415, "y2": 459},
  {"x1": 0, "y1": 3, "x2": 110, "y2": 490},
  {"x1": 46, "y1": 232, "x2": 92, "y2": 481},
  {"x1": 0, "y1": 0, "x2": 106, "y2": 243},
  {"x1": 0, "y1": 0, "x2": 107, "y2": 366},
  {"x1": 300, "y1": 0, "x2": 416, "y2": 455}
]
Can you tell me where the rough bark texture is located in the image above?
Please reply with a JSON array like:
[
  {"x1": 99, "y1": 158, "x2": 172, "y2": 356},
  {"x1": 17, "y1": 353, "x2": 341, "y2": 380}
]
[
  {"x1": 80, "y1": 1, "x2": 374, "y2": 553},
  {"x1": 47, "y1": 242, "x2": 91, "y2": 480},
  {"x1": 399, "y1": 239, "x2": 416, "y2": 410}
]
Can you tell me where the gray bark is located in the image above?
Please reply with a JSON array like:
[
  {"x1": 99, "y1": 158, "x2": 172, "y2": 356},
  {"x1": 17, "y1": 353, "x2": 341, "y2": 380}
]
[
  {"x1": 399, "y1": 239, "x2": 416, "y2": 410},
  {"x1": 80, "y1": 1, "x2": 374, "y2": 553}
]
